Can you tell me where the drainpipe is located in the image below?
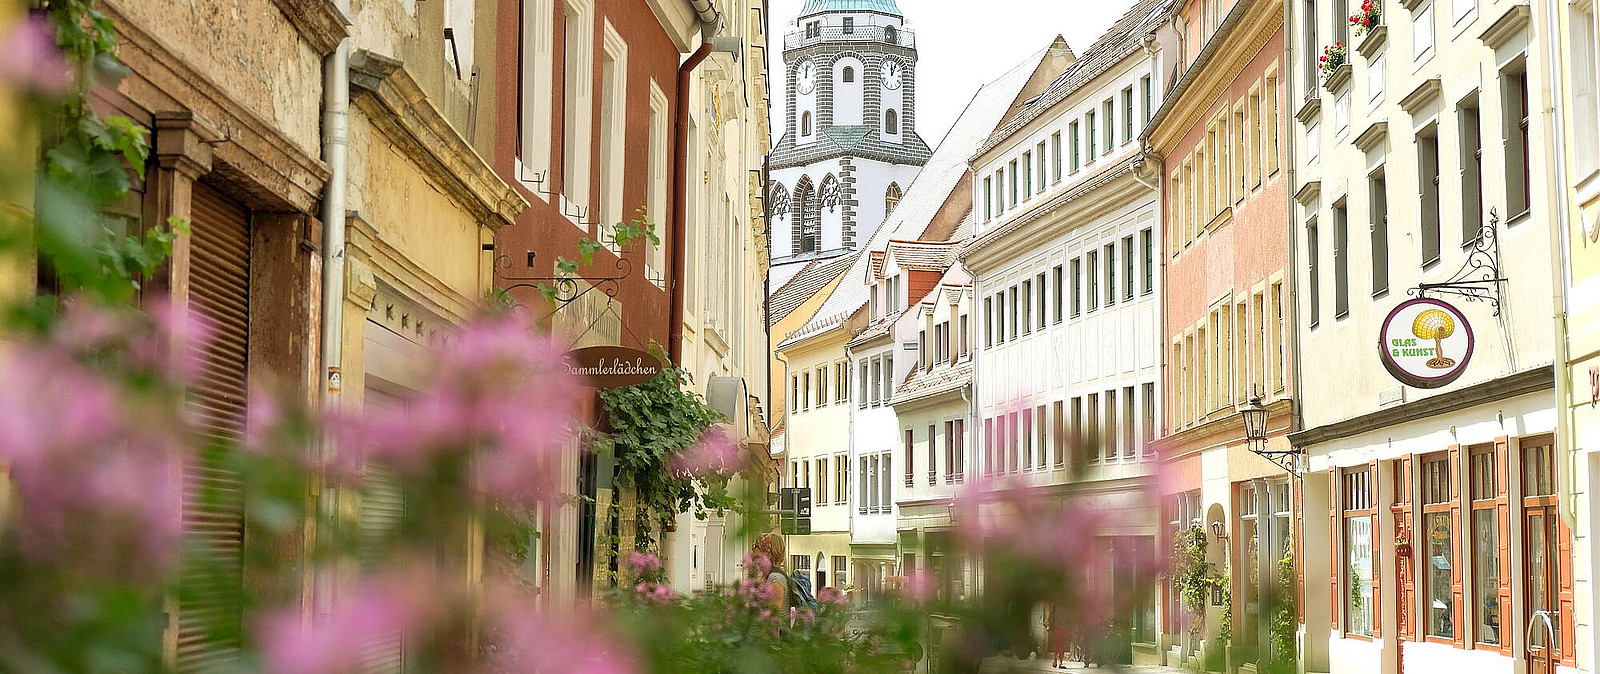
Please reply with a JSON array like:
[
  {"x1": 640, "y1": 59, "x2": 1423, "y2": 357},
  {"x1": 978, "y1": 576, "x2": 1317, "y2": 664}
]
[
  {"x1": 1283, "y1": 0, "x2": 1304, "y2": 443},
  {"x1": 315, "y1": 0, "x2": 351, "y2": 616},
  {"x1": 1535, "y1": 0, "x2": 1577, "y2": 528},
  {"x1": 763, "y1": 154, "x2": 775, "y2": 463},
  {"x1": 668, "y1": 7, "x2": 723, "y2": 365}
]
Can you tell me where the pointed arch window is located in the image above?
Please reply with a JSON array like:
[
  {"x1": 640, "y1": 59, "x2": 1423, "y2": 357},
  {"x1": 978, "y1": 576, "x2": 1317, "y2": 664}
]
[
  {"x1": 819, "y1": 174, "x2": 842, "y2": 213},
  {"x1": 886, "y1": 182, "x2": 903, "y2": 215},
  {"x1": 802, "y1": 111, "x2": 813, "y2": 136},
  {"x1": 794, "y1": 178, "x2": 818, "y2": 254},
  {"x1": 885, "y1": 109, "x2": 899, "y2": 135}
]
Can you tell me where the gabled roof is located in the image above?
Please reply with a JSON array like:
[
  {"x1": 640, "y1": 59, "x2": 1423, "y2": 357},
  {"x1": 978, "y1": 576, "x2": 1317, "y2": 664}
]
[
  {"x1": 976, "y1": 0, "x2": 1176, "y2": 158},
  {"x1": 894, "y1": 358, "x2": 973, "y2": 406},
  {"x1": 770, "y1": 254, "x2": 857, "y2": 327},
  {"x1": 779, "y1": 46, "x2": 1053, "y2": 350},
  {"x1": 868, "y1": 250, "x2": 886, "y2": 281},
  {"x1": 884, "y1": 239, "x2": 960, "y2": 273}
]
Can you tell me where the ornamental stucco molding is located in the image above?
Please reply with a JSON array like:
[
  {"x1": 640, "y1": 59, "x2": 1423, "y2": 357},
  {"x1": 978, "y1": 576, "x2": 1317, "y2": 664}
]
[
  {"x1": 269, "y1": 0, "x2": 351, "y2": 55},
  {"x1": 349, "y1": 50, "x2": 529, "y2": 230}
]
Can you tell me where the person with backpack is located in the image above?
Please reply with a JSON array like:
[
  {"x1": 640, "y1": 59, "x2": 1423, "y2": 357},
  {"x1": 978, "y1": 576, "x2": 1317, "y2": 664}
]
[{"x1": 750, "y1": 532, "x2": 820, "y2": 624}]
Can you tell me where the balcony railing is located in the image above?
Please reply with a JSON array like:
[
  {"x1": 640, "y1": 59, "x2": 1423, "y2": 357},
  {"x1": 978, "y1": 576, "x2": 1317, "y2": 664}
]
[{"x1": 783, "y1": 24, "x2": 916, "y2": 50}]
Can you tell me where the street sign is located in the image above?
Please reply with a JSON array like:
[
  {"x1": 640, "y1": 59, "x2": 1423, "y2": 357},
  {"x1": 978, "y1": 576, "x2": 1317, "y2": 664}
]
[
  {"x1": 779, "y1": 487, "x2": 812, "y2": 535},
  {"x1": 1378, "y1": 297, "x2": 1475, "y2": 389}
]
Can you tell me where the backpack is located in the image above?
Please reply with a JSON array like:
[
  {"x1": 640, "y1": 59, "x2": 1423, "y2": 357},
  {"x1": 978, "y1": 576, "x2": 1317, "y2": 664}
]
[{"x1": 788, "y1": 571, "x2": 820, "y2": 612}]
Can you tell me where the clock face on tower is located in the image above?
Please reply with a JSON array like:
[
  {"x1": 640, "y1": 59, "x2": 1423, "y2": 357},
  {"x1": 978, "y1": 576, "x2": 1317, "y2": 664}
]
[
  {"x1": 797, "y1": 61, "x2": 817, "y2": 94},
  {"x1": 883, "y1": 61, "x2": 903, "y2": 90}
]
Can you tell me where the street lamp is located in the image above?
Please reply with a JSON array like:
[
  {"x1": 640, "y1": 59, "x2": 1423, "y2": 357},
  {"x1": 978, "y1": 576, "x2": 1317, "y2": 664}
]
[{"x1": 1239, "y1": 388, "x2": 1302, "y2": 479}]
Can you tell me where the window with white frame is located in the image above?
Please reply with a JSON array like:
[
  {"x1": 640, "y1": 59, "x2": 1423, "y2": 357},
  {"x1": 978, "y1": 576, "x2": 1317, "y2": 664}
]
[{"x1": 518, "y1": 0, "x2": 555, "y2": 187}]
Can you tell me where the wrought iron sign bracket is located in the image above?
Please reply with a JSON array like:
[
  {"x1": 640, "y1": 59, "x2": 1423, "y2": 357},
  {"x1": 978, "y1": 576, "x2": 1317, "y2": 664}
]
[
  {"x1": 1248, "y1": 445, "x2": 1305, "y2": 480},
  {"x1": 492, "y1": 245, "x2": 634, "y2": 307},
  {"x1": 1407, "y1": 208, "x2": 1508, "y2": 316}
]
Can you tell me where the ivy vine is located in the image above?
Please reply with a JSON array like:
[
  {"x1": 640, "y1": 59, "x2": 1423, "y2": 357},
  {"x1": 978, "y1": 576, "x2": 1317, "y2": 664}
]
[
  {"x1": 1168, "y1": 524, "x2": 1225, "y2": 635},
  {"x1": 20, "y1": 0, "x2": 188, "y2": 306},
  {"x1": 597, "y1": 350, "x2": 738, "y2": 545},
  {"x1": 1267, "y1": 538, "x2": 1298, "y2": 672}
]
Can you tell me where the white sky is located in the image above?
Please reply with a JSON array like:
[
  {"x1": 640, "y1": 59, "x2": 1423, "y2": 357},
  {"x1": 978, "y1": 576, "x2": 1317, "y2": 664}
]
[{"x1": 766, "y1": 0, "x2": 1142, "y2": 146}]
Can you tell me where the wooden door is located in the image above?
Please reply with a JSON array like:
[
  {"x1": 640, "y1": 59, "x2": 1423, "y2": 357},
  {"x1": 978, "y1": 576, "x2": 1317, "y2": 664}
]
[{"x1": 1524, "y1": 504, "x2": 1559, "y2": 674}]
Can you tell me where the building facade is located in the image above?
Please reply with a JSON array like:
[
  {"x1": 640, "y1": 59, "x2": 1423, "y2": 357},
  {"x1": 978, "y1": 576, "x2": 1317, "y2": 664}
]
[
  {"x1": 1545, "y1": 1, "x2": 1600, "y2": 669},
  {"x1": 767, "y1": 0, "x2": 930, "y2": 267},
  {"x1": 772, "y1": 46, "x2": 1053, "y2": 601},
  {"x1": 891, "y1": 264, "x2": 975, "y2": 610},
  {"x1": 1287, "y1": 0, "x2": 1572, "y2": 673},
  {"x1": 965, "y1": 4, "x2": 1170, "y2": 664},
  {"x1": 1144, "y1": 0, "x2": 1295, "y2": 669}
]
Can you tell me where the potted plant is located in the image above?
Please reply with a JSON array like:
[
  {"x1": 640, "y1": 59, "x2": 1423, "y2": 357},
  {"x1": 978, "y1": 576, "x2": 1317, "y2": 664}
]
[
  {"x1": 1350, "y1": 0, "x2": 1381, "y2": 37},
  {"x1": 1319, "y1": 42, "x2": 1348, "y2": 82},
  {"x1": 1394, "y1": 527, "x2": 1413, "y2": 558}
]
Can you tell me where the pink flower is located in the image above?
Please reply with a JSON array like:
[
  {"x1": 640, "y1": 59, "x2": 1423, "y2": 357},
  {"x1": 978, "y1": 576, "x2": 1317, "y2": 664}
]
[
  {"x1": 331, "y1": 313, "x2": 581, "y2": 508},
  {"x1": 0, "y1": 14, "x2": 71, "y2": 95},
  {"x1": 482, "y1": 602, "x2": 636, "y2": 674},
  {"x1": 259, "y1": 575, "x2": 431, "y2": 674},
  {"x1": 817, "y1": 587, "x2": 849, "y2": 606},
  {"x1": 669, "y1": 428, "x2": 746, "y2": 477}
]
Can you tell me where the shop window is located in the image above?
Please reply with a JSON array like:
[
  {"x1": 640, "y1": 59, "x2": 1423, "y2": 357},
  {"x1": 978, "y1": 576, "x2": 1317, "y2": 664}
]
[
  {"x1": 1522, "y1": 436, "x2": 1575, "y2": 666},
  {"x1": 1469, "y1": 444, "x2": 1506, "y2": 648},
  {"x1": 1343, "y1": 466, "x2": 1375, "y2": 637},
  {"x1": 1420, "y1": 453, "x2": 1456, "y2": 640}
]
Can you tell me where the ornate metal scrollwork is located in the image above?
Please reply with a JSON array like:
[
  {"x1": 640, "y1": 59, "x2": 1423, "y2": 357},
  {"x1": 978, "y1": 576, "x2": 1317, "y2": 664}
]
[
  {"x1": 1407, "y1": 208, "x2": 1508, "y2": 316},
  {"x1": 493, "y1": 247, "x2": 634, "y2": 307}
]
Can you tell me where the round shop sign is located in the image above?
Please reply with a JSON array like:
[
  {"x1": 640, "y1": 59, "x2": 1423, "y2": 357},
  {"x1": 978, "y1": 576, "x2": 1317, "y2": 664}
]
[{"x1": 1378, "y1": 298, "x2": 1475, "y2": 389}]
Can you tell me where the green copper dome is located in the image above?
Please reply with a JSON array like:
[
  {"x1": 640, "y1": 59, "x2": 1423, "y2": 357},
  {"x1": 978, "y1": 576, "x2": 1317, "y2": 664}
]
[{"x1": 798, "y1": 0, "x2": 902, "y2": 16}]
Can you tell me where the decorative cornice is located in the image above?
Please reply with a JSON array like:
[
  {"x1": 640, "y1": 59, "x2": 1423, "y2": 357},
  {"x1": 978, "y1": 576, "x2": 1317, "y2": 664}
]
[
  {"x1": 1399, "y1": 77, "x2": 1443, "y2": 115},
  {"x1": 1353, "y1": 121, "x2": 1388, "y2": 152},
  {"x1": 105, "y1": 1, "x2": 329, "y2": 213},
  {"x1": 269, "y1": 0, "x2": 350, "y2": 55},
  {"x1": 1479, "y1": 3, "x2": 1531, "y2": 49},
  {"x1": 1294, "y1": 180, "x2": 1322, "y2": 205},
  {"x1": 1356, "y1": 25, "x2": 1389, "y2": 59},
  {"x1": 962, "y1": 156, "x2": 1146, "y2": 271},
  {"x1": 1145, "y1": 0, "x2": 1284, "y2": 153},
  {"x1": 1322, "y1": 63, "x2": 1352, "y2": 95},
  {"x1": 346, "y1": 212, "x2": 479, "y2": 321},
  {"x1": 1290, "y1": 366, "x2": 1553, "y2": 448},
  {"x1": 1295, "y1": 94, "x2": 1323, "y2": 124},
  {"x1": 349, "y1": 51, "x2": 528, "y2": 229}
]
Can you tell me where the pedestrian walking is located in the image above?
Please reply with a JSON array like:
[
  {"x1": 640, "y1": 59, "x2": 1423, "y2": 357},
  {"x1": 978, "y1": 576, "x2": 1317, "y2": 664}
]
[{"x1": 1046, "y1": 602, "x2": 1069, "y2": 669}]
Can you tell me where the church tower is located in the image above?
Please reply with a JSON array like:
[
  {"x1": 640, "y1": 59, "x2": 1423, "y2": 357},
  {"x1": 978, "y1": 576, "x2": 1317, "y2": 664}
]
[{"x1": 768, "y1": 0, "x2": 930, "y2": 267}]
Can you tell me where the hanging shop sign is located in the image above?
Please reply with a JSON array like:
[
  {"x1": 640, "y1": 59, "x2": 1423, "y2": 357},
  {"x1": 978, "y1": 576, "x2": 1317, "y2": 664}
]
[
  {"x1": 564, "y1": 346, "x2": 664, "y2": 389},
  {"x1": 1378, "y1": 297, "x2": 1475, "y2": 389}
]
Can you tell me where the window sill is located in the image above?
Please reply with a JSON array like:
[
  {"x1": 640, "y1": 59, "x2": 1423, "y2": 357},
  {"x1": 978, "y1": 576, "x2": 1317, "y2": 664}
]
[
  {"x1": 1335, "y1": 309, "x2": 1350, "y2": 321},
  {"x1": 1372, "y1": 287, "x2": 1389, "y2": 300},
  {"x1": 1508, "y1": 208, "x2": 1532, "y2": 227}
]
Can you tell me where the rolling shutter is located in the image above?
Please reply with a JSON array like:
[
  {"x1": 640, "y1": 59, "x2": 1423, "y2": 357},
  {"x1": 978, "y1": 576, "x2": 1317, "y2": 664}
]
[
  {"x1": 176, "y1": 183, "x2": 250, "y2": 673},
  {"x1": 358, "y1": 383, "x2": 408, "y2": 674}
]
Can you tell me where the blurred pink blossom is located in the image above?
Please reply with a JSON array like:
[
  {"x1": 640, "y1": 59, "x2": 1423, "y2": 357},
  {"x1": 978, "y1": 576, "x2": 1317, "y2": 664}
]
[
  {"x1": 0, "y1": 14, "x2": 71, "y2": 95},
  {"x1": 669, "y1": 428, "x2": 746, "y2": 477},
  {"x1": 482, "y1": 601, "x2": 636, "y2": 674},
  {"x1": 259, "y1": 575, "x2": 431, "y2": 674},
  {"x1": 817, "y1": 586, "x2": 848, "y2": 606},
  {"x1": 0, "y1": 342, "x2": 183, "y2": 573},
  {"x1": 331, "y1": 313, "x2": 580, "y2": 508}
]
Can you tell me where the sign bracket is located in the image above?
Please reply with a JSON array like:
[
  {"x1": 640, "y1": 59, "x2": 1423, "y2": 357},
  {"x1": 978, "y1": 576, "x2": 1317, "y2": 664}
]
[{"x1": 1407, "y1": 208, "x2": 1507, "y2": 316}]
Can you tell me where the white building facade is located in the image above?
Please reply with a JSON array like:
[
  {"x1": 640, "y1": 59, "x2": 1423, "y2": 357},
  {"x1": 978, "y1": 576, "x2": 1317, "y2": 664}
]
[
  {"x1": 768, "y1": 0, "x2": 930, "y2": 267},
  {"x1": 1287, "y1": 1, "x2": 1576, "y2": 673},
  {"x1": 964, "y1": 2, "x2": 1173, "y2": 664}
]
